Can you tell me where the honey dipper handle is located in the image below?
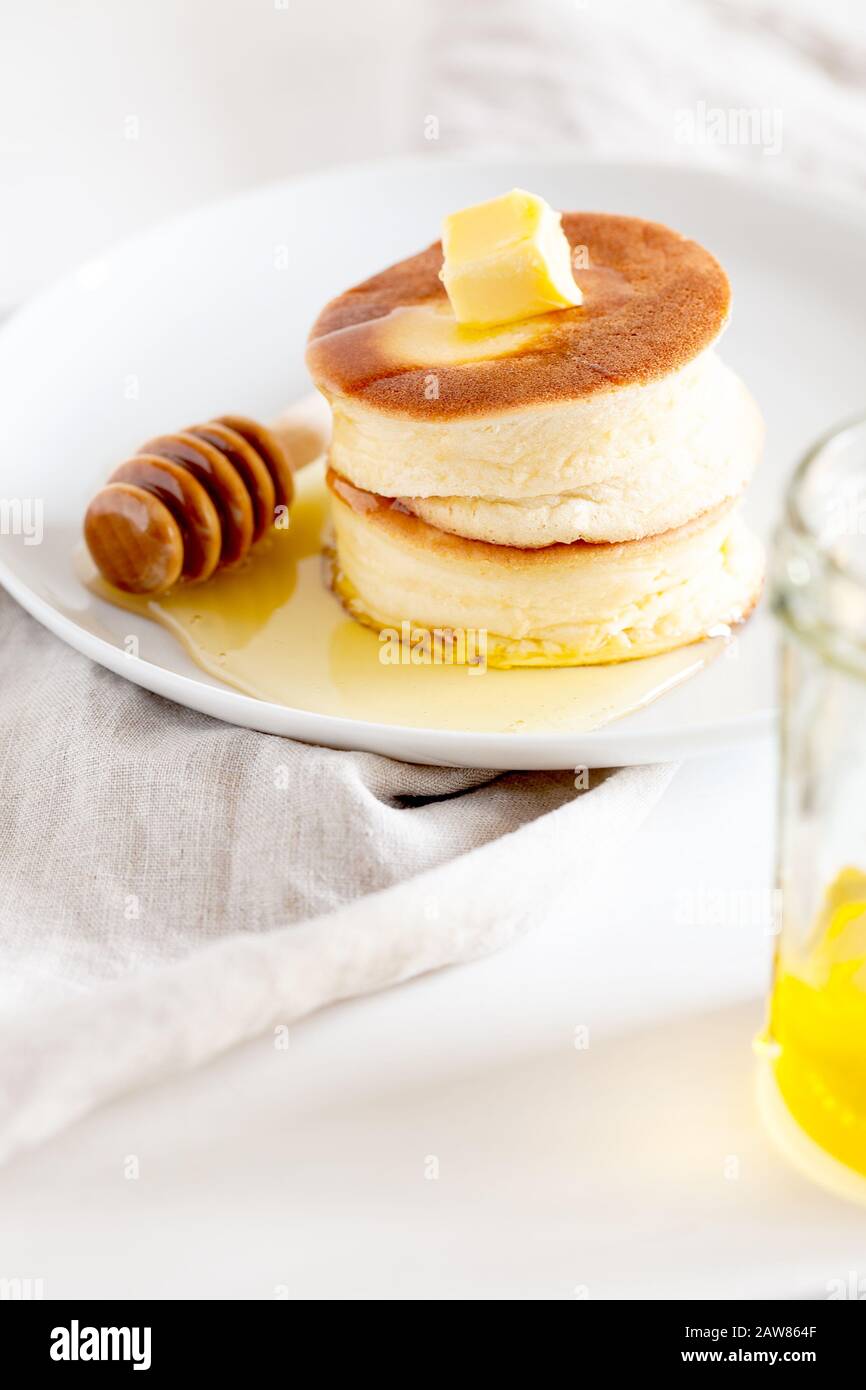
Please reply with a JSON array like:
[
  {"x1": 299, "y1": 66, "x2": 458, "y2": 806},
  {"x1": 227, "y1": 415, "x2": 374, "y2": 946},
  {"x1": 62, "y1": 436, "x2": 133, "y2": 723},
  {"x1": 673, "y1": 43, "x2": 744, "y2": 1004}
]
[
  {"x1": 268, "y1": 391, "x2": 331, "y2": 471},
  {"x1": 85, "y1": 396, "x2": 331, "y2": 597}
]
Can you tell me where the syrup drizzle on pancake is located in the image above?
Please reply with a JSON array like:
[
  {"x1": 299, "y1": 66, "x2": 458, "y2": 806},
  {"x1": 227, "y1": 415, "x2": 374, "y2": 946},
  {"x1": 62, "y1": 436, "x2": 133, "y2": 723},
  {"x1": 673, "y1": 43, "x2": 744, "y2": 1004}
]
[{"x1": 307, "y1": 213, "x2": 729, "y2": 417}]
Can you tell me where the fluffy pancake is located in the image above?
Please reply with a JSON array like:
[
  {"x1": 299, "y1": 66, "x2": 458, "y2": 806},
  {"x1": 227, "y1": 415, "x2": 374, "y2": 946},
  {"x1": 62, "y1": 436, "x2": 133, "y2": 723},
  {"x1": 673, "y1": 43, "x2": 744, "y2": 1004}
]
[
  {"x1": 327, "y1": 472, "x2": 764, "y2": 669},
  {"x1": 327, "y1": 348, "x2": 763, "y2": 543},
  {"x1": 306, "y1": 212, "x2": 730, "y2": 419}
]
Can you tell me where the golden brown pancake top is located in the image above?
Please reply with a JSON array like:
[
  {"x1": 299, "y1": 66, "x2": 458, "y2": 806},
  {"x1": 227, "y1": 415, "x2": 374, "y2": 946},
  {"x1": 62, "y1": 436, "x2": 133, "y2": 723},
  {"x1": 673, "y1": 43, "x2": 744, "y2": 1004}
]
[{"x1": 306, "y1": 213, "x2": 731, "y2": 420}]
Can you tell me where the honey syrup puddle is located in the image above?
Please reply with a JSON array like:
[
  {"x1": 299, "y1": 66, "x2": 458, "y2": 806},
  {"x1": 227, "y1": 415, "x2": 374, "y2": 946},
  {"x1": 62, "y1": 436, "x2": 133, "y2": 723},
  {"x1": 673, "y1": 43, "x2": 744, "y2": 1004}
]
[{"x1": 80, "y1": 459, "x2": 726, "y2": 734}]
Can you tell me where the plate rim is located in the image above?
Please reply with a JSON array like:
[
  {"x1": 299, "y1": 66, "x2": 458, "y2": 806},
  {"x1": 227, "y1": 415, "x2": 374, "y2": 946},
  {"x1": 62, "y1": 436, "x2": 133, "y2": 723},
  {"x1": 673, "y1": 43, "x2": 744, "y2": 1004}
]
[{"x1": 0, "y1": 546, "x2": 771, "y2": 767}]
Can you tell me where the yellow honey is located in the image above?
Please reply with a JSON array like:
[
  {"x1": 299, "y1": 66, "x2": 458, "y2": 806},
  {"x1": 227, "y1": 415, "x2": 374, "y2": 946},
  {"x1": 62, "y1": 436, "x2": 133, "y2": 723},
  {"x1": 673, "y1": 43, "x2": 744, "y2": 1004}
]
[
  {"x1": 80, "y1": 459, "x2": 727, "y2": 735},
  {"x1": 758, "y1": 867, "x2": 866, "y2": 1194}
]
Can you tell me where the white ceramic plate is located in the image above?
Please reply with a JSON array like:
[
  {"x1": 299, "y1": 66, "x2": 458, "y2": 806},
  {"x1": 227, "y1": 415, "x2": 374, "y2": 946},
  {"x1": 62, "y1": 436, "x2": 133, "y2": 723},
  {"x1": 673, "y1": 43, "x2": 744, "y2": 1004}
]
[{"x1": 1, "y1": 158, "x2": 864, "y2": 769}]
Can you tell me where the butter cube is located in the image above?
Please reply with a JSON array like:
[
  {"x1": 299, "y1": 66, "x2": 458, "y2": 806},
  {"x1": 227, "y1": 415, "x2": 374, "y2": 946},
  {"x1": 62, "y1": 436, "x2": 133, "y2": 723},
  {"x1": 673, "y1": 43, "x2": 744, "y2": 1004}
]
[{"x1": 439, "y1": 189, "x2": 582, "y2": 327}]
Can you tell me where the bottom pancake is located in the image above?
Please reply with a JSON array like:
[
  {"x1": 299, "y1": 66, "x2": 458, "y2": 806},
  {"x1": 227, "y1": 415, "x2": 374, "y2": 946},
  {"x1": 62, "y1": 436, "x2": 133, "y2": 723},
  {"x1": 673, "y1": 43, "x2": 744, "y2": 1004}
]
[{"x1": 327, "y1": 472, "x2": 764, "y2": 669}]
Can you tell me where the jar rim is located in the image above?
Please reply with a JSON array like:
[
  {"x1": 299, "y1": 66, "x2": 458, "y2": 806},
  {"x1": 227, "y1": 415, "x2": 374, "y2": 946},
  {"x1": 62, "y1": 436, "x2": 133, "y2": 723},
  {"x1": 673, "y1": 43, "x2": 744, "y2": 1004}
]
[
  {"x1": 776, "y1": 412, "x2": 866, "y2": 676},
  {"x1": 786, "y1": 411, "x2": 866, "y2": 589}
]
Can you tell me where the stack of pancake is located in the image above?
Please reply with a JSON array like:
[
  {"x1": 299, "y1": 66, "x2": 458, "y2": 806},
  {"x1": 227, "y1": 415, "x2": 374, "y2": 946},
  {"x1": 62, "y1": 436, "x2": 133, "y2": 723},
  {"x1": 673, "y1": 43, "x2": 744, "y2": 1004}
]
[{"x1": 306, "y1": 212, "x2": 764, "y2": 667}]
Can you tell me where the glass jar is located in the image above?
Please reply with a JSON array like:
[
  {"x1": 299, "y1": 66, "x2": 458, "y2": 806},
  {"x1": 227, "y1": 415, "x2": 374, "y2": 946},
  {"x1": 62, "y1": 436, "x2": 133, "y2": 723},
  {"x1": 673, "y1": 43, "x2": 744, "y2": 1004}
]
[{"x1": 759, "y1": 415, "x2": 866, "y2": 1202}]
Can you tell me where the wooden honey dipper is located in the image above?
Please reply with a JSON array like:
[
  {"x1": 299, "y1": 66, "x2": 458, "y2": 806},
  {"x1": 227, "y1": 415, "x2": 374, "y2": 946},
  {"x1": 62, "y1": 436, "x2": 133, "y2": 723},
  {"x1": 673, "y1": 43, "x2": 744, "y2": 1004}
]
[{"x1": 84, "y1": 398, "x2": 330, "y2": 595}]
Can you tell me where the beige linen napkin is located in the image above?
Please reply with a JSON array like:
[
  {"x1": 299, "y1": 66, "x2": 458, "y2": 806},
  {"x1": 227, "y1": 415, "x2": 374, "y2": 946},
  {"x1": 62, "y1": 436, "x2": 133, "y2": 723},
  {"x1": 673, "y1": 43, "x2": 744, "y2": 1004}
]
[{"x1": 0, "y1": 589, "x2": 676, "y2": 1161}]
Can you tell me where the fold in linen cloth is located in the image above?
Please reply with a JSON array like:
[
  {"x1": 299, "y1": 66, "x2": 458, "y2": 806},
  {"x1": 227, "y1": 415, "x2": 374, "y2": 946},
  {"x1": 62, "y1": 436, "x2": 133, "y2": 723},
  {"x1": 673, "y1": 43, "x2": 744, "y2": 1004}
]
[{"x1": 0, "y1": 592, "x2": 676, "y2": 1161}]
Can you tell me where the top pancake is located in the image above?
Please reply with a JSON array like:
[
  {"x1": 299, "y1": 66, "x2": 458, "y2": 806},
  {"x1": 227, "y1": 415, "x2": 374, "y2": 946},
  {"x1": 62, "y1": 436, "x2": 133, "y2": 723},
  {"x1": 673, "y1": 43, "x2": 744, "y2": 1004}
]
[{"x1": 306, "y1": 213, "x2": 731, "y2": 420}]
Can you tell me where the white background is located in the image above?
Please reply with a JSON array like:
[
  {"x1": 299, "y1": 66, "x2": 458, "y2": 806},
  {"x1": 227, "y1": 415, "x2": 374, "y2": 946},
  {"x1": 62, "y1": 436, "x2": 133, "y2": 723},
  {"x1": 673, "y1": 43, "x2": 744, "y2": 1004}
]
[{"x1": 4, "y1": 0, "x2": 866, "y2": 310}]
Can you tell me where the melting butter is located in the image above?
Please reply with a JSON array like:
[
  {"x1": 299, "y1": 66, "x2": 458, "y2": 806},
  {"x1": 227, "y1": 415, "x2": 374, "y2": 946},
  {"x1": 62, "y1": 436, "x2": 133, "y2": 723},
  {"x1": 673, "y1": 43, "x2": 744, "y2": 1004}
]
[
  {"x1": 322, "y1": 300, "x2": 547, "y2": 369},
  {"x1": 440, "y1": 188, "x2": 582, "y2": 326}
]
